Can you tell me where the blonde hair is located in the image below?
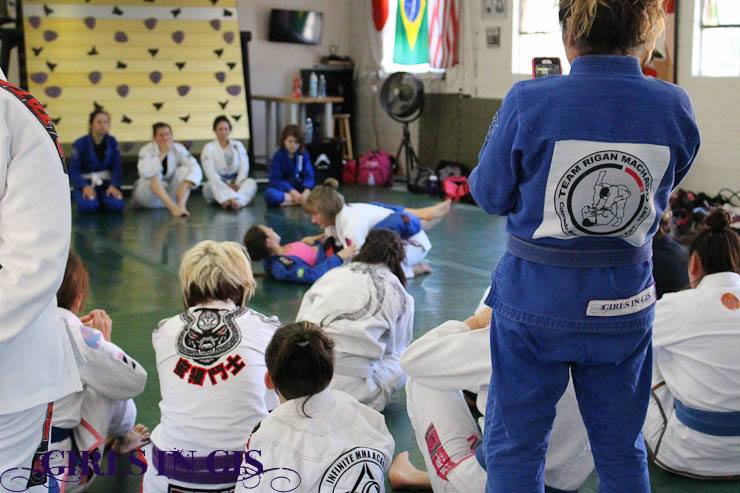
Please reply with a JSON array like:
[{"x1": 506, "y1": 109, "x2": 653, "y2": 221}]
[
  {"x1": 559, "y1": 0, "x2": 664, "y2": 55},
  {"x1": 179, "y1": 240, "x2": 256, "y2": 307},
  {"x1": 303, "y1": 178, "x2": 344, "y2": 219}
]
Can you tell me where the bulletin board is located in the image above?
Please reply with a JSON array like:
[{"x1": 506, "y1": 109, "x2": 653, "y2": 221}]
[{"x1": 22, "y1": 0, "x2": 249, "y2": 144}]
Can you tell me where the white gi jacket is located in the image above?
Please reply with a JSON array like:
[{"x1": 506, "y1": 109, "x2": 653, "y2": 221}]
[
  {"x1": 54, "y1": 308, "x2": 147, "y2": 429},
  {"x1": 324, "y1": 203, "x2": 394, "y2": 248},
  {"x1": 296, "y1": 263, "x2": 414, "y2": 410},
  {"x1": 201, "y1": 139, "x2": 250, "y2": 202},
  {"x1": 235, "y1": 389, "x2": 395, "y2": 493},
  {"x1": 151, "y1": 301, "x2": 279, "y2": 454},
  {"x1": 0, "y1": 70, "x2": 81, "y2": 414},
  {"x1": 402, "y1": 320, "x2": 594, "y2": 490},
  {"x1": 645, "y1": 272, "x2": 740, "y2": 477},
  {"x1": 137, "y1": 141, "x2": 202, "y2": 185}
]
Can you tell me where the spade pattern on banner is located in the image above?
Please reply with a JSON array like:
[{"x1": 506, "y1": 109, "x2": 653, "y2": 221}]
[{"x1": 23, "y1": 0, "x2": 248, "y2": 143}]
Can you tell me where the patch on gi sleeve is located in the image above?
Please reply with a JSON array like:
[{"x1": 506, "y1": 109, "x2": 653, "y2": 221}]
[
  {"x1": 296, "y1": 268, "x2": 305, "y2": 278},
  {"x1": 278, "y1": 256, "x2": 294, "y2": 267},
  {"x1": 81, "y1": 325, "x2": 102, "y2": 349}
]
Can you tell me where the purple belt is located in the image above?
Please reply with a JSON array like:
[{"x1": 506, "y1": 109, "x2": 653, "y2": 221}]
[{"x1": 151, "y1": 443, "x2": 244, "y2": 485}]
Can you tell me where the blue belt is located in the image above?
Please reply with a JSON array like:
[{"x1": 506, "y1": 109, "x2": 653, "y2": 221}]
[
  {"x1": 220, "y1": 172, "x2": 238, "y2": 182},
  {"x1": 51, "y1": 426, "x2": 73, "y2": 443},
  {"x1": 506, "y1": 236, "x2": 653, "y2": 268},
  {"x1": 675, "y1": 400, "x2": 740, "y2": 437}
]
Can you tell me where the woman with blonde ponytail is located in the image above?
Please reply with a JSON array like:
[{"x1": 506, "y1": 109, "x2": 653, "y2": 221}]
[{"x1": 468, "y1": 0, "x2": 700, "y2": 491}]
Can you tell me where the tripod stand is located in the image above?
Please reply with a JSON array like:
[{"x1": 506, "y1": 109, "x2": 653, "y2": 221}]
[{"x1": 395, "y1": 121, "x2": 421, "y2": 184}]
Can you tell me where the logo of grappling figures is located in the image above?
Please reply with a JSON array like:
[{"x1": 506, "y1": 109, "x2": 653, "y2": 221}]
[
  {"x1": 555, "y1": 150, "x2": 654, "y2": 239},
  {"x1": 581, "y1": 170, "x2": 632, "y2": 228}
]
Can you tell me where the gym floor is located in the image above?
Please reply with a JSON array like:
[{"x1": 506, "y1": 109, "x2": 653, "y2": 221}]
[{"x1": 75, "y1": 185, "x2": 738, "y2": 492}]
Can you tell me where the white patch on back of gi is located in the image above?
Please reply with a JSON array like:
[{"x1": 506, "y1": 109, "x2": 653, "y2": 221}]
[
  {"x1": 319, "y1": 447, "x2": 385, "y2": 493},
  {"x1": 533, "y1": 140, "x2": 670, "y2": 247},
  {"x1": 586, "y1": 285, "x2": 656, "y2": 317}
]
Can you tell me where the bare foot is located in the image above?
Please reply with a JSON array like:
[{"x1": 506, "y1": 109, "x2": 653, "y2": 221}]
[
  {"x1": 389, "y1": 452, "x2": 432, "y2": 490},
  {"x1": 431, "y1": 199, "x2": 452, "y2": 219},
  {"x1": 412, "y1": 262, "x2": 433, "y2": 277},
  {"x1": 168, "y1": 205, "x2": 188, "y2": 217},
  {"x1": 111, "y1": 424, "x2": 150, "y2": 455}
]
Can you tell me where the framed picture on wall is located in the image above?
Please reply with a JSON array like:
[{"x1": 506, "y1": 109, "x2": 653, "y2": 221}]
[
  {"x1": 486, "y1": 26, "x2": 502, "y2": 48},
  {"x1": 644, "y1": 0, "x2": 677, "y2": 83}
]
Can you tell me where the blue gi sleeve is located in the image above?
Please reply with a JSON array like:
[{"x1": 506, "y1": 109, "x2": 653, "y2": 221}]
[
  {"x1": 268, "y1": 149, "x2": 295, "y2": 192},
  {"x1": 109, "y1": 136, "x2": 123, "y2": 188},
  {"x1": 469, "y1": 86, "x2": 521, "y2": 216},
  {"x1": 672, "y1": 90, "x2": 701, "y2": 187},
  {"x1": 269, "y1": 255, "x2": 343, "y2": 284},
  {"x1": 301, "y1": 150, "x2": 315, "y2": 190},
  {"x1": 68, "y1": 138, "x2": 87, "y2": 189}
]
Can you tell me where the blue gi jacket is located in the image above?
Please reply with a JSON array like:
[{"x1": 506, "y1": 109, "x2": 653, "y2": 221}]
[
  {"x1": 470, "y1": 56, "x2": 700, "y2": 332},
  {"x1": 263, "y1": 246, "x2": 342, "y2": 284},
  {"x1": 268, "y1": 147, "x2": 315, "y2": 192},
  {"x1": 68, "y1": 134, "x2": 123, "y2": 189}
]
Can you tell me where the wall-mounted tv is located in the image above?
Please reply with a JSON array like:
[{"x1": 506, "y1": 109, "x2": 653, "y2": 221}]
[{"x1": 268, "y1": 9, "x2": 323, "y2": 45}]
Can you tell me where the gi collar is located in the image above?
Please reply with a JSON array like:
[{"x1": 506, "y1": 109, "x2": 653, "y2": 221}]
[
  {"x1": 697, "y1": 271, "x2": 740, "y2": 290},
  {"x1": 568, "y1": 55, "x2": 644, "y2": 78},
  {"x1": 190, "y1": 299, "x2": 237, "y2": 311},
  {"x1": 285, "y1": 389, "x2": 335, "y2": 417}
]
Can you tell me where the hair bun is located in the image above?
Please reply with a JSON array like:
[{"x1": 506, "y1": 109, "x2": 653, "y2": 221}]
[
  {"x1": 706, "y1": 208, "x2": 731, "y2": 233},
  {"x1": 323, "y1": 178, "x2": 340, "y2": 189}
]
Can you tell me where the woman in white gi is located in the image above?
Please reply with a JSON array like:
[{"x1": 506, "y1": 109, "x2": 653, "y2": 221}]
[
  {"x1": 644, "y1": 209, "x2": 740, "y2": 478},
  {"x1": 48, "y1": 252, "x2": 148, "y2": 491},
  {"x1": 201, "y1": 115, "x2": 257, "y2": 210},
  {"x1": 297, "y1": 229, "x2": 414, "y2": 411},
  {"x1": 131, "y1": 122, "x2": 202, "y2": 217},
  {"x1": 144, "y1": 240, "x2": 280, "y2": 493},
  {"x1": 0, "y1": 69, "x2": 81, "y2": 492},
  {"x1": 303, "y1": 179, "x2": 451, "y2": 278},
  {"x1": 235, "y1": 321, "x2": 395, "y2": 493},
  {"x1": 389, "y1": 295, "x2": 594, "y2": 493}
]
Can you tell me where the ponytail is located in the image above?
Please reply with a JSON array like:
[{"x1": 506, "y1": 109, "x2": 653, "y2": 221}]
[
  {"x1": 265, "y1": 321, "x2": 335, "y2": 417},
  {"x1": 354, "y1": 229, "x2": 407, "y2": 286},
  {"x1": 689, "y1": 208, "x2": 740, "y2": 277}
]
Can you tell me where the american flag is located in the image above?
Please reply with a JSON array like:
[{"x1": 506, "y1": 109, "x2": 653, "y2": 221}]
[{"x1": 429, "y1": 0, "x2": 460, "y2": 68}]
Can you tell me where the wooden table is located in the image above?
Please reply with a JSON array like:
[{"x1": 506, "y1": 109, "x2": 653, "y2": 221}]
[{"x1": 252, "y1": 95, "x2": 344, "y2": 159}]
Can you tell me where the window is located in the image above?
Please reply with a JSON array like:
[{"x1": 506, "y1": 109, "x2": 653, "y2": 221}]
[
  {"x1": 696, "y1": 0, "x2": 740, "y2": 76},
  {"x1": 512, "y1": 0, "x2": 569, "y2": 75}
]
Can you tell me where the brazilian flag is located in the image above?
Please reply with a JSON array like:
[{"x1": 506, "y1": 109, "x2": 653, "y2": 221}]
[{"x1": 394, "y1": 0, "x2": 429, "y2": 65}]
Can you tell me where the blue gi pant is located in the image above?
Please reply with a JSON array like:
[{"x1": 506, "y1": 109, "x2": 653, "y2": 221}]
[
  {"x1": 485, "y1": 314, "x2": 652, "y2": 493},
  {"x1": 370, "y1": 202, "x2": 422, "y2": 239},
  {"x1": 73, "y1": 182, "x2": 125, "y2": 213},
  {"x1": 264, "y1": 185, "x2": 309, "y2": 207}
]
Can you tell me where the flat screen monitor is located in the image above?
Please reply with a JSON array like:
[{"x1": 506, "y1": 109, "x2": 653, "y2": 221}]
[{"x1": 269, "y1": 9, "x2": 323, "y2": 45}]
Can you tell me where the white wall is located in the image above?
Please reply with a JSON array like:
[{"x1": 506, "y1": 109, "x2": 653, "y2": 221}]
[
  {"x1": 237, "y1": 0, "x2": 351, "y2": 159},
  {"x1": 347, "y1": 0, "x2": 739, "y2": 193}
]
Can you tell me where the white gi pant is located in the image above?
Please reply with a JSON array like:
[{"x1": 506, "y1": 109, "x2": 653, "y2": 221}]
[
  {"x1": 403, "y1": 231, "x2": 432, "y2": 279},
  {"x1": 46, "y1": 390, "x2": 137, "y2": 492},
  {"x1": 0, "y1": 404, "x2": 49, "y2": 492},
  {"x1": 406, "y1": 379, "x2": 593, "y2": 492},
  {"x1": 332, "y1": 356, "x2": 405, "y2": 412},
  {"x1": 141, "y1": 444, "x2": 236, "y2": 493},
  {"x1": 131, "y1": 166, "x2": 199, "y2": 209},
  {"x1": 202, "y1": 178, "x2": 257, "y2": 207}
]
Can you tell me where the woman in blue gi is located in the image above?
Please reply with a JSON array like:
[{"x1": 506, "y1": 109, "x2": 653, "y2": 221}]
[
  {"x1": 469, "y1": 1, "x2": 700, "y2": 491},
  {"x1": 242, "y1": 224, "x2": 357, "y2": 284},
  {"x1": 264, "y1": 124, "x2": 315, "y2": 207},
  {"x1": 68, "y1": 110, "x2": 125, "y2": 213}
]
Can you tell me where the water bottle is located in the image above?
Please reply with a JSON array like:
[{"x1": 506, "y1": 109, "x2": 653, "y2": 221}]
[
  {"x1": 318, "y1": 75, "x2": 327, "y2": 98},
  {"x1": 309, "y1": 72, "x2": 318, "y2": 98},
  {"x1": 305, "y1": 118, "x2": 314, "y2": 144},
  {"x1": 428, "y1": 174, "x2": 440, "y2": 196}
]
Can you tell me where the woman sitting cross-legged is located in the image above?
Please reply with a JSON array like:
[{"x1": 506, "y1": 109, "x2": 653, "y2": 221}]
[
  {"x1": 644, "y1": 208, "x2": 740, "y2": 479},
  {"x1": 242, "y1": 224, "x2": 357, "y2": 284},
  {"x1": 264, "y1": 124, "x2": 315, "y2": 207},
  {"x1": 201, "y1": 115, "x2": 257, "y2": 210},
  {"x1": 68, "y1": 109, "x2": 125, "y2": 213},
  {"x1": 47, "y1": 251, "x2": 148, "y2": 491},
  {"x1": 143, "y1": 240, "x2": 281, "y2": 493},
  {"x1": 131, "y1": 122, "x2": 202, "y2": 217},
  {"x1": 296, "y1": 229, "x2": 414, "y2": 411},
  {"x1": 234, "y1": 322, "x2": 395, "y2": 492}
]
